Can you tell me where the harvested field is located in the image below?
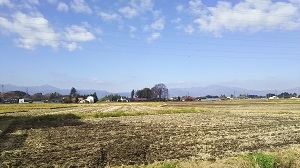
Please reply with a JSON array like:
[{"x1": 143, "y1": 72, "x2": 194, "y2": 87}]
[{"x1": 1, "y1": 100, "x2": 300, "y2": 167}]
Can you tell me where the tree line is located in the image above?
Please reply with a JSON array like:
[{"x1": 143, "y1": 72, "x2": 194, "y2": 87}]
[{"x1": 131, "y1": 83, "x2": 169, "y2": 101}]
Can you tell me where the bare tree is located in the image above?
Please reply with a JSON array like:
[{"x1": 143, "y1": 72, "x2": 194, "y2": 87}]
[{"x1": 151, "y1": 83, "x2": 168, "y2": 100}]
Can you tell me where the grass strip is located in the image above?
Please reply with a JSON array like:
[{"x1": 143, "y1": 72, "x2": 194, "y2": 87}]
[{"x1": 79, "y1": 108, "x2": 209, "y2": 119}]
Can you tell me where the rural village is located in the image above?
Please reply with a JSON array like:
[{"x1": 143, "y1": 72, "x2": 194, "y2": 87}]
[{"x1": 1, "y1": 84, "x2": 300, "y2": 104}]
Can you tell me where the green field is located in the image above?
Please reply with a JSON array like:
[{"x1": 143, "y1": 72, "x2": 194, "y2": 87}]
[{"x1": 1, "y1": 99, "x2": 300, "y2": 167}]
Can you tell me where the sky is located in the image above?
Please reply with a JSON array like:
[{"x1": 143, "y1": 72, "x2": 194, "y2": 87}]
[{"x1": 0, "y1": 0, "x2": 300, "y2": 92}]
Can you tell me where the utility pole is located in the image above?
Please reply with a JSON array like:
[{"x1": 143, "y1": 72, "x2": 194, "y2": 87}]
[{"x1": 1, "y1": 85, "x2": 4, "y2": 103}]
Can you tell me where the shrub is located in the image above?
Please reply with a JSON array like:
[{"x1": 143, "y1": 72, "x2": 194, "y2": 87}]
[{"x1": 247, "y1": 153, "x2": 278, "y2": 168}]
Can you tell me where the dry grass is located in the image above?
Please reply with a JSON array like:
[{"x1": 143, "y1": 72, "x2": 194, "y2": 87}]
[
  {"x1": 2, "y1": 99, "x2": 300, "y2": 167},
  {"x1": 0, "y1": 103, "x2": 78, "y2": 114}
]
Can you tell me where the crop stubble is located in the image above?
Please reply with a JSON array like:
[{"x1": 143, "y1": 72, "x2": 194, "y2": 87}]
[{"x1": 1, "y1": 101, "x2": 300, "y2": 167}]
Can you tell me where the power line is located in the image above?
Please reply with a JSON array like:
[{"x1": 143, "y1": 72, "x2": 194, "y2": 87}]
[
  {"x1": 0, "y1": 32, "x2": 299, "y2": 46},
  {"x1": 73, "y1": 48, "x2": 300, "y2": 60},
  {"x1": 1, "y1": 31, "x2": 300, "y2": 45},
  {"x1": 1, "y1": 37, "x2": 298, "y2": 60}
]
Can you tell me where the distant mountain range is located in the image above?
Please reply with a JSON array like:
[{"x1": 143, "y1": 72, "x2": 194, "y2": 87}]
[
  {"x1": 0, "y1": 84, "x2": 111, "y2": 98},
  {"x1": 169, "y1": 85, "x2": 300, "y2": 97},
  {"x1": 1, "y1": 84, "x2": 299, "y2": 98}
]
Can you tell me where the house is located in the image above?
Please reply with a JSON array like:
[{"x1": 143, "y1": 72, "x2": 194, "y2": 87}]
[
  {"x1": 268, "y1": 96, "x2": 278, "y2": 100},
  {"x1": 77, "y1": 98, "x2": 85, "y2": 103},
  {"x1": 51, "y1": 99, "x2": 60, "y2": 103},
  {"x1": 10, "y1": 98, "x2": 19, "y2": 104},
  {"x1": 182, "y1": 96, "x2": 195, "y2": 101},
  {"x1": 19, "y1": 99, "x2": 25, "y2": 104},
  {"x1": 71, "y1": 97, "x2": 84, "y2": 103},
  {"x1": 117, "y1": 96, "x2": 128, "y2": 102},
  {"x1": 266, "y1": 93, "x2": 276, "y2": 98},
  {"x1": 86, "y1": 96, "x2": 94, "y2": 103}
]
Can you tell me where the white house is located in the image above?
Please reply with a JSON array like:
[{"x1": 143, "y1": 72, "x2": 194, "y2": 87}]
[
  {"x1": 86, "y1": 96, "x2": 94, "y2": 103},
  {"x1": 19, "y1": 99, "x2": 25, "y2": 104},
  {"x1": 117, "y1": 96, "x2": 128, "y2": 102},
  {"x1": 269, "y1": 96, "x2": 278, "y2": 100}
]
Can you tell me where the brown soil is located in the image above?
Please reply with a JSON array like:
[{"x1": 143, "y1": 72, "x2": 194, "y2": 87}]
[{"x1": 2, "y1": 110, "x2": 300, "y2": 167}]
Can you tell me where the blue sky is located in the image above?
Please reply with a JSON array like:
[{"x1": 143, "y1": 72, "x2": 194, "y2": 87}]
[{"x1": 0, "y1": 0, "x2": 300, "y2": 92}]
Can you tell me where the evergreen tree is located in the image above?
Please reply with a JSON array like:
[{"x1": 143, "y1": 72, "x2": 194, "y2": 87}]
[
  {"x1": 93, "y1": 92, "x2": 99, "y2": 102},
  {"x1": 131, "y1": 89, "x2": 135, "y2": 99},
  {"x1": 70, "y1": 87, "x2": 78, "y2": 98}
]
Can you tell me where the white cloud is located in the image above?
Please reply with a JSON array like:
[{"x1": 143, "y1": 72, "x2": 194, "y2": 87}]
[
  {"x1": 189, "y1": 0, "x2": 300, "y2": 35},
  {"x1": 151, "y1": 17, "x2": 165, "y2": 30},
  {"x1": 88, "y1": 78, "x2": 106, "y2": 84},
  {"x1": 143, "y1": 25, "x2": 150, "y2": 32},
  {"x1": 139, "y1": 0, "x2": 153, "y2": 11},
  {"x1": 189, "y1": 0, "x2": 205, "y2": 15},
  {"x1": 129, "y1": 26, "x2": 137, "y2": 38},
  {"x1": 70, "y1": 0, "x2": 92, "y2": 14},
  {"x1": 184, "y1": 25, "x2": 195, "y2": 35},
  {"x1": 129, "y1": 26, "x2": 137, "y2": 33},
  {"x1": 119, "y1": 0, "x2": 154, "y2": 18},
  {"x1": 290, "y1": 0, "x2": 300, "y2": 6},
  {"x1": 57, "y1": 2, "x2": 69, "y2": 12},
  {"x1": 172, "y1": 18, "x2": 183, "y2": 30},
  {"x1": 152, "y1": 10, "x2": 162, "y2": 19},
  {"x1": 119, "y1": 6, "x2": 138, "y2": 18},
  {"x1": 47, "y1": 0, "x2": 57, "y2": 4},
  {"x1": 129, "y1": 0, "x2": 153, "y2": 11},
  {"x1": 64, "y1": 25, "x2": 96, "y2": 42},
  {"x1": 0, "y1": 0, "x2": 14, "y2": 7},
  {"x1": 62, "y1": 42, "x2": 79, "y2": 51},
  {"x1": 147, "y1": 32, "x2": 160, "y2": 41},
  {"x1": 28, "y1": 0, "x2": 39, "y2": 5},
  {"x1": 99, "y1": 12, "x2": 120, "y2": 21},
  {"x1": 176, "y1": 4, "x2": 184, "y2": 13},
  {"x1": 0, "y1": 12, "x2": 59, "y2": 50},
  {"x1": 0, "y1": 12, "x2": 97, "y2": 51},
  {"x1": 171, "y1": 17, "x2": 181, "y2": 24}
]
